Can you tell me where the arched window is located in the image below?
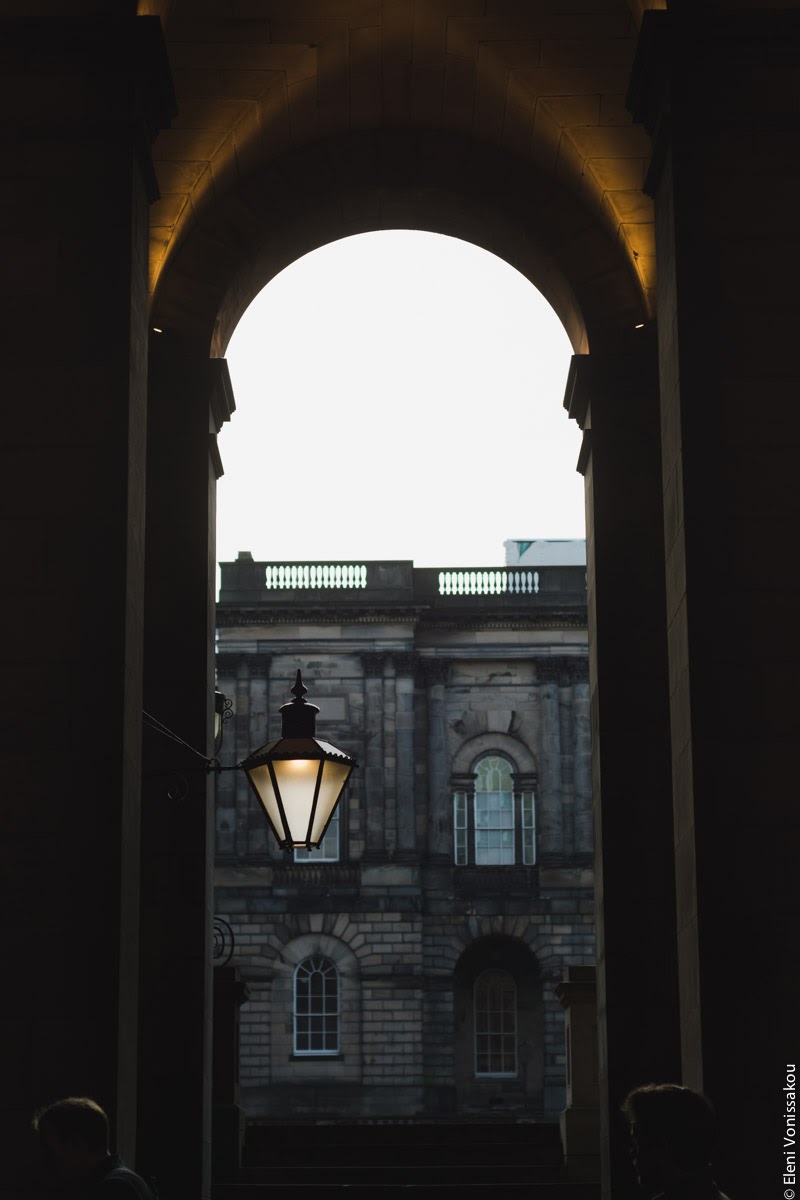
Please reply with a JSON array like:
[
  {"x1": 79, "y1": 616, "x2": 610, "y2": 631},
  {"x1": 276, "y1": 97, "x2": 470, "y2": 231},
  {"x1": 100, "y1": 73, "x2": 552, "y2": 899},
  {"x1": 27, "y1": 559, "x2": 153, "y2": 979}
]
[
  {"x1": 474, "y1": 969, "x2": 517, "y2": 1076},
  {"x1": 294, "y1": 955, "x2": 339, "y2": 1055},
  {"x1": 453, "y1": 754, "x2": 535, "y2": 866}
]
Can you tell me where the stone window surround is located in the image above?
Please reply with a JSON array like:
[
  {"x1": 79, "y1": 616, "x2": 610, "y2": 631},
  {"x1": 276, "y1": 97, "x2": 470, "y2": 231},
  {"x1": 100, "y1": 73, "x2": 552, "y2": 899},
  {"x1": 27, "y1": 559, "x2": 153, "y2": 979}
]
[{"x1": 451, "y1": 732, "x2": 538, "y2": 867}]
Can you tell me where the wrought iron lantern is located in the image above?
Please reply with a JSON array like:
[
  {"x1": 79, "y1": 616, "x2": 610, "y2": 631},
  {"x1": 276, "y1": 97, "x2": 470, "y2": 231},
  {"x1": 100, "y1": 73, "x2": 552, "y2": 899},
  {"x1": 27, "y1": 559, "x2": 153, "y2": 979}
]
[{"x1": 241, "y1": 670, "x2": 357, "y2": 852}]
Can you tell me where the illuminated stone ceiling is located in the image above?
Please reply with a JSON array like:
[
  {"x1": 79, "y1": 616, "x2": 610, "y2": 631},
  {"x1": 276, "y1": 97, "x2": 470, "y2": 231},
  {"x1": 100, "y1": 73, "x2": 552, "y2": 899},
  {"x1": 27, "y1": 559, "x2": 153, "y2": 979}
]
[{"x1": 141, "y1": 0, "x2": 667, "y2": 320}]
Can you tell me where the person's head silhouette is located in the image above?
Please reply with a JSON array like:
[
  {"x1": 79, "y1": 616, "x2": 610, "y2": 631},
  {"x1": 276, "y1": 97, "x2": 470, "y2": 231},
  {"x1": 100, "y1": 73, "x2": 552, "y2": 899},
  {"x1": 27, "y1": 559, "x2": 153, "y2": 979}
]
[
  {"x1": 33, "y1": 1097, "x2": 110, "y2": 1184},
  {"x1": 622, "y1": 1083, "x2": 727, "y2": 1197}
]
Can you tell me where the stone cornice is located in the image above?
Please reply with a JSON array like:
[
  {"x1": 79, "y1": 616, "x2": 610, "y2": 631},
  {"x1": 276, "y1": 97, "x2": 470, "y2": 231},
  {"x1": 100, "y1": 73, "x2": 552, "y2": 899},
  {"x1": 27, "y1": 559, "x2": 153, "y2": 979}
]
[
  {"x1": 216, "y1": 606, "x2": 423, "y2": 627},
  {"x1": 422, "y1": 616, "x2": 587, "y2": 632}
]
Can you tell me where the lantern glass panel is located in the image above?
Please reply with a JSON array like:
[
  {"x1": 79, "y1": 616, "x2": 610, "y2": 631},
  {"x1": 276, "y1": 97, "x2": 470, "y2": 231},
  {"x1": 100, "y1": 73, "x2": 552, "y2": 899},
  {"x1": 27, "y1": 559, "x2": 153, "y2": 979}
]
[
  {"x1": 246, "y1": 762, "x2": 288, "y2": 840},
  {"x1": 310, "y1": 760, "x2": 353, "y2": 843},
  {"x1": 269, "y1": 758, "x2": 323, "y2": 844}
]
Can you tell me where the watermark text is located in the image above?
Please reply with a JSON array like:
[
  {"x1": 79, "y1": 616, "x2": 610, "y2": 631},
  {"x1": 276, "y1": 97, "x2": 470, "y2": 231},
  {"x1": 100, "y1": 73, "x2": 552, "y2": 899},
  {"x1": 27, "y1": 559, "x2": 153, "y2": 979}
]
[{"x1": 784, "y1": 1064, "x2": 796, "y2": 1199}]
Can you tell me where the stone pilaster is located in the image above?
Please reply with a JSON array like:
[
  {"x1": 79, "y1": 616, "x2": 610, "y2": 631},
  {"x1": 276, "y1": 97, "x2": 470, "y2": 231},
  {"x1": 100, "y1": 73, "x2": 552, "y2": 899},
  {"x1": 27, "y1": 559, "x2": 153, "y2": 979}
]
[
  {"x1": 141, "y1": 337, "x2": 233, "y2": 1198},
  {"x1": 383, "y1": 657, "x2": 398, "y2": 855},
  {"x1": 393, "y1": 653, "x2": 418, "y2": 856},
  {"x1": 419, "y1": 659, "x2": 450, "y2": 859},
  {"x1": 0, "y1": 14, "x2": 174, "y2": 1186},
  {"x1": 628, "y1": 13, "x2": 800, "y2": 1192},
  {"x1": 565, "y1": 345, "x2": 681, "y2": 1200},
  {"x1": 245, "y1": 657, "x2": 271, "y2": 857},
  {"x1": 535, "y1": 665, "x2": 564, "y2": 857},
  {"x1": 559, "y1": 681, "x2": 575, "y2": 858},
  {"x1": 361, "y1": 654, "x2": 386, "y2": 856},
  {"x1": 572, "y1": 683, "x2": 592, "y2": 856}
]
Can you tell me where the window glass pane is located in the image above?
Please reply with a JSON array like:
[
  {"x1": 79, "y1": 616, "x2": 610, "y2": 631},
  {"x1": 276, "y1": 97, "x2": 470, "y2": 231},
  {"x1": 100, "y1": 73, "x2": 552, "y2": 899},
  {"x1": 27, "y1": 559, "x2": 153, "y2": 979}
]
[
  {"x1": 474, "y1": 969, "x2": 517, "y2": 1076},
  {"x1": 475, "y1": 756, "x2": 513, "y2": 793},
  {"x1": 294, "y1": 956, "x2": 339, "y2": 1054},
  {"x1": 295, "y1": 810, "x2": 341, "y2": 862},
  {"x1": 473, "y1": 758, "x2": 515, "y2": 864}
]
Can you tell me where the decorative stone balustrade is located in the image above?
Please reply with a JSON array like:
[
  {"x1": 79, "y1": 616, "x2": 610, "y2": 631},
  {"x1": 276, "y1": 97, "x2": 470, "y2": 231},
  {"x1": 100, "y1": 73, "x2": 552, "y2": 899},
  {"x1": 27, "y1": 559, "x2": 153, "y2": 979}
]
[
  {"x1": 219, "y1": 556, "x2": 586, "y2": 613},
  {"x1": 437, "y1": 568, "x2": 539, "y2": 595},
  {"x1": 264, "y1": 563, "x2": 367, "y2": 589}
]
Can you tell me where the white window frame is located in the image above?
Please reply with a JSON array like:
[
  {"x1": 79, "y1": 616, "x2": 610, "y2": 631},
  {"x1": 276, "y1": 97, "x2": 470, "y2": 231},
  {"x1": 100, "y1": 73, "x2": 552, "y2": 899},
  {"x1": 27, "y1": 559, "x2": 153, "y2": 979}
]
[
  {"x1": 293, "y1": 955, "x2": 340, "y2": 1056},
  {"x1": 454, "y1": 792, "x2": 468, "y2": 866},
  {"x1": 521, "y1": 790, "x2": 536, "y2": 865},
  {"x1": 474, "y1": 968, "x2": 518, "y2": 1077}
]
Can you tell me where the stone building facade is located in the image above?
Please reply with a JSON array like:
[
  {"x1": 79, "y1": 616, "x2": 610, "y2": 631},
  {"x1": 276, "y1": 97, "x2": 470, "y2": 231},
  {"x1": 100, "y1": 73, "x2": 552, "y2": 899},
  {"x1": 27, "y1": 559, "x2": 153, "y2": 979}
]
[{"x1": 215, "y1": 552, "x2": 594, "y2": 1121}]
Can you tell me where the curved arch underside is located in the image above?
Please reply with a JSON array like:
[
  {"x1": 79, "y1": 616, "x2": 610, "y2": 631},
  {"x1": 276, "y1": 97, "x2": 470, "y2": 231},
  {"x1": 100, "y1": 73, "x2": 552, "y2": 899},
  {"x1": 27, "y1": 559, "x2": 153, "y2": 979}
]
[{"x1": 147, "y1": 0, "x2": 659, "y2": 353}]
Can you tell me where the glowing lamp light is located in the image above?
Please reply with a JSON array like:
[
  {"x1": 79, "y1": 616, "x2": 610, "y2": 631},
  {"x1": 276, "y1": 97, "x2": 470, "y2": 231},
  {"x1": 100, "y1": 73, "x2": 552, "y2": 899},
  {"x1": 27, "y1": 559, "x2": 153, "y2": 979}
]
[{"x1": 241, "y1": 670, "x2": 357, "y2": 852}]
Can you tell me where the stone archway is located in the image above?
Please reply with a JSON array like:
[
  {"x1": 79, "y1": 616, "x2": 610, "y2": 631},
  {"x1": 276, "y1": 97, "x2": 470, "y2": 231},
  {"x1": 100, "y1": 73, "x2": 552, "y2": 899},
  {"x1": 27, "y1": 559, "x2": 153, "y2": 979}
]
[
  {"x1": 150, "y1": 128, "x2": 648, "y2": 360},
  {"x1": 142, "y1": 121, "x2": 679, "y2": 1200},
  {"x1": 3, "y1": 5, "x2": 798, "y2": 1198}
]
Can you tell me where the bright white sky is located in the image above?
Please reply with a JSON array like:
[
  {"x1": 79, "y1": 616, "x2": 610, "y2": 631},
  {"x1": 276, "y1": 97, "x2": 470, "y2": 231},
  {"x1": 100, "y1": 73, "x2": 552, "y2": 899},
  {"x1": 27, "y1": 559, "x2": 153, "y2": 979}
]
[{"x1": 218, "y1": 230, "x2": 585, "y2": 579}]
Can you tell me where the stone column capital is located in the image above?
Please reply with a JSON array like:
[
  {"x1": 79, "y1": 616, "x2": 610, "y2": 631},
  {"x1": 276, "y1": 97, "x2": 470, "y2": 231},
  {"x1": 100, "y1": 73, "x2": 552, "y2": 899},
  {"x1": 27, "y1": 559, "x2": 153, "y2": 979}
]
[
  {"x1": 417, "y1": 658, "x2": 450, "y2": 686},
  {"x1": 392, "y1": 652, "x2": 418, "y2": 675},
  {"x1": 361, "y1": 652, "x2": 387, "y2": 678},
  {"x1": 536, "y1": 658, "x2": 589, "y2": 686},
  {"x1": 216, "y1": 652, "x2": 272, "y2": 679}
]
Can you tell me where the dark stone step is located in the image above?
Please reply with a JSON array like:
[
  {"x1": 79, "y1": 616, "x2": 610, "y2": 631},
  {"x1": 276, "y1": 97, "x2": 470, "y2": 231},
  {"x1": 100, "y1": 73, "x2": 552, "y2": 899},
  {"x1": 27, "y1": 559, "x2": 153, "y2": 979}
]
[
  {"x1": 235, "y1": 1164, "x2": 564, "y2": 1185},
  {"x1": 243, "y1": 1139, "x2": 563, "y2": 1170},
  {"x1": 244, "y1": 1121, "x2": 562, "y2": 1151},
  {"x1": 213, "y1": 1185, "x2": 600, "y2": 1200}
]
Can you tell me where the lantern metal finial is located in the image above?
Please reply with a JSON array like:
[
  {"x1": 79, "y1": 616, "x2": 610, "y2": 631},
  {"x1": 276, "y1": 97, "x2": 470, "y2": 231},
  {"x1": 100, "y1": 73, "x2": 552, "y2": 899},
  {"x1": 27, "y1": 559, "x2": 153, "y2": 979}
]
[{"x1": 279, "y1": 669, "x2": 320, "y2": 738}]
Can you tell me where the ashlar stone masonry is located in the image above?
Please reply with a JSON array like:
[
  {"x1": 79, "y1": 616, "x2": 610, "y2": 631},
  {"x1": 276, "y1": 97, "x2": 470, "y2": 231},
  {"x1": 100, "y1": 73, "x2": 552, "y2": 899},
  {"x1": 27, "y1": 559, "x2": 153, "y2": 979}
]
[{"x1": 215, "y1": 555, "x2": 594, "y2": 1120}]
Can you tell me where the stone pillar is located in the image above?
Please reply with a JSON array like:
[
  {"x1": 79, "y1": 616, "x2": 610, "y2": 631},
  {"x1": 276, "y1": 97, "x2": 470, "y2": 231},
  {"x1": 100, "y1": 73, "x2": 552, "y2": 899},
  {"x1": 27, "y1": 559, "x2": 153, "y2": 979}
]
[
  {"x1": 139, "y1": 335, "x2": 234, "y2": 1199},
  {"x1": 361, "y1": 654, "x2": 386, "y2": 857},
  {"x1": 556, "y1": 966, "x2": 600, "y2": 1181},
  {"x1": 394, "y1": 654, "x2": 418, "y2": 856},
  {"x1": 565, "y1": 345, "x2": 682, "y2": 1200},
  {"x1": 421, "y1": 660, "x2": 450, "y2": 860},
  {"x1": 0, "y1": 15, "x2": 173, "y2": 1190},
  {"x1": 628, "y1": 12, "x2": 800, "y2": 1193},
  {"x1": 535, "y1": 664, "x2": 565, "y2": 858}
]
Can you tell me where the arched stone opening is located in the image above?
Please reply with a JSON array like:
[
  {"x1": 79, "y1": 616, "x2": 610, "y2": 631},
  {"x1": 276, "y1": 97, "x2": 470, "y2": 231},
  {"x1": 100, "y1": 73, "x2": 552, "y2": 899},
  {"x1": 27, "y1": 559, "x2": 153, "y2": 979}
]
[
  {"x1": 2, "y1": 5, "x2": 796, "y2": 1197},
  {"x1": 143, "y1": 111, "x2": 677, "y2": 1199},
  {"x1": 453, "y1": 935, "x2": 543, "y2": 1116},
  {"x1": 150, "y1": 129, "x2": 649, "y2": 359}
]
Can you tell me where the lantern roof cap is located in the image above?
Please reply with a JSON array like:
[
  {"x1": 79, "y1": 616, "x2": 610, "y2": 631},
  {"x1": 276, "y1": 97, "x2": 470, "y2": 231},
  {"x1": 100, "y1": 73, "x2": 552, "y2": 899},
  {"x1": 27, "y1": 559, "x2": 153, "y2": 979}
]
[{"x1": 241, "y1": 735, "x2": 357, "y2": 768}]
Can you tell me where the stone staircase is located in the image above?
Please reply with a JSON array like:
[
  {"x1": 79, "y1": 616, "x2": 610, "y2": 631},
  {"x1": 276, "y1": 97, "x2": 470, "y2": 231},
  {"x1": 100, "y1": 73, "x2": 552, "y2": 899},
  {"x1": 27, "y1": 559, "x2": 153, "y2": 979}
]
[{"x1": 212, "y1": 1121, "x2": 600, "y2": 1198}]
